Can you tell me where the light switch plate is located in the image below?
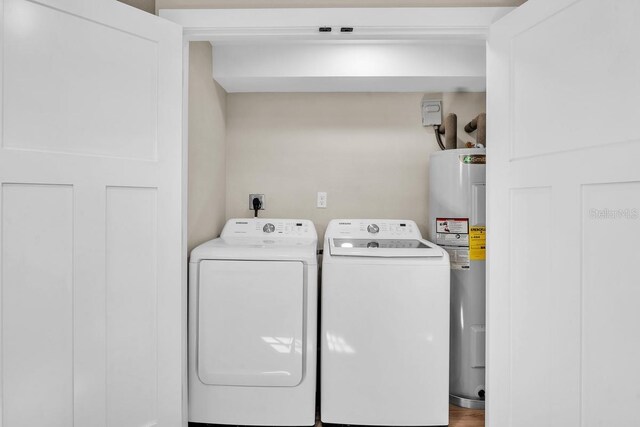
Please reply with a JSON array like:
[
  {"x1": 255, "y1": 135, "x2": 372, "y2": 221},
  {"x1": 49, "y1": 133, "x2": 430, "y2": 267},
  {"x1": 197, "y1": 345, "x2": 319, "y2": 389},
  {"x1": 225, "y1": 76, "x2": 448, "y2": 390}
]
[{"x1": 317, "y1": 192, "x2": 327, "y2": 208}]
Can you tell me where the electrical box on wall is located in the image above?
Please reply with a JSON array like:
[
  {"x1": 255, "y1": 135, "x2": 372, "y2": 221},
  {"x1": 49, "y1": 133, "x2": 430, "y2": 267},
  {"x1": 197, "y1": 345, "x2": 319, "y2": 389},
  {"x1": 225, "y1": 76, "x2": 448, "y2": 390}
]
[{"x1": 422, "y1": 99, "x2": 442, "y2": 126}]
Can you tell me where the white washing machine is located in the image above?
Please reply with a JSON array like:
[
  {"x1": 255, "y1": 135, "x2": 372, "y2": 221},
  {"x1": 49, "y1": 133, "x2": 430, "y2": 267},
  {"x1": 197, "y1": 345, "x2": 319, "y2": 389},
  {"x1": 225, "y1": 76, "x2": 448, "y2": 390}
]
[
  {"x1": 321, "y1": 219, "x2": 450, "y2": 426},
  {"x1": 189, "y1": 218, "x2": 318, "y2": 425}
]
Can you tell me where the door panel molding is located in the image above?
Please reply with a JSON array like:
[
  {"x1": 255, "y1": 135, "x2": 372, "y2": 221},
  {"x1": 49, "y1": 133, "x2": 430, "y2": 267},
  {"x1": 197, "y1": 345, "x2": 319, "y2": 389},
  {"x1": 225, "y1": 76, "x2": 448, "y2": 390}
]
[
  {"x1": 0, "y1": 1, "x2": 184, "y2": 425},
  {"x1": 488, "y1": 1, "x2": 640, "y2": 426}
]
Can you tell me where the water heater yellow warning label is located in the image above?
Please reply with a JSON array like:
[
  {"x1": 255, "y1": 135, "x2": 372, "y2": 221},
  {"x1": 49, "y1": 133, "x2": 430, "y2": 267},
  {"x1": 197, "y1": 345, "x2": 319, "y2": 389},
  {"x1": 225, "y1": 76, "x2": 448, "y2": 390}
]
[{"x1": 469, "y1": 226, "x2": 486, "y2": 261}]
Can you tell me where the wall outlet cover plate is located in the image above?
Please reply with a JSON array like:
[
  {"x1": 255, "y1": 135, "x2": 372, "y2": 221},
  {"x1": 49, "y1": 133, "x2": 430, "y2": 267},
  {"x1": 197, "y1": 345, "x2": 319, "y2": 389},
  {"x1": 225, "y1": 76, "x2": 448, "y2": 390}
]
[{"x1": 249, "y1": 194, "x2": 265, "y2": 210}]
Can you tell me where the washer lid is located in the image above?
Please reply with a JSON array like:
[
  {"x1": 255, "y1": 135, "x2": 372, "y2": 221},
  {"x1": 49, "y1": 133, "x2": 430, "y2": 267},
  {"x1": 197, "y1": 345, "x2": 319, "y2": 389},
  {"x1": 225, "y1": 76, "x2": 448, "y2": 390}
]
[{"x1": 329, "y1": 238, "x2": 444, "y2": 258}]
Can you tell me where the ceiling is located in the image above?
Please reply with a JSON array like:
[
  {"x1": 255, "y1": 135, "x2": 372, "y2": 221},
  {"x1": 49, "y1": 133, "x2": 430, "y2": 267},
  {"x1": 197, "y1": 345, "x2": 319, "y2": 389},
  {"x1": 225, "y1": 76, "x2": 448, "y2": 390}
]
[{"x1": 160, "y1": 7, "x2": 516, "y2": 92}]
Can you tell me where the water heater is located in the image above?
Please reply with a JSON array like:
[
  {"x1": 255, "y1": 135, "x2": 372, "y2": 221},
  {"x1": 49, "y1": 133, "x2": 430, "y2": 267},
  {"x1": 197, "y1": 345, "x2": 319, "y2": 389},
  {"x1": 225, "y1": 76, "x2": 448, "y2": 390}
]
[{"x1": 428, "y1": 148, "x2": 486, "y2": 409}]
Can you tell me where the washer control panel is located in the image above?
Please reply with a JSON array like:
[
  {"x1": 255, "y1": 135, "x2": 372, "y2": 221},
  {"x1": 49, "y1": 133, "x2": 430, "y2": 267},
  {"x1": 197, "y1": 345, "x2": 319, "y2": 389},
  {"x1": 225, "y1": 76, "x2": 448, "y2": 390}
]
[
  {"x1": 328, "y1": 219, "x2": 421, "y2": 239},
  {"x1": 222, "y1": 219, "x2": 316, "y2": 237}
]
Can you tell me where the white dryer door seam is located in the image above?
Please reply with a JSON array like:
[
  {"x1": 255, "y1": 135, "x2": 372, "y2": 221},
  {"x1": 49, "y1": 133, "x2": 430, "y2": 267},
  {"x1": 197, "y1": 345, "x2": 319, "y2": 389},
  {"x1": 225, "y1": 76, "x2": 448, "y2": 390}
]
[{"x1": 197, "y1": 260, "x2": 305, "y2": 387}]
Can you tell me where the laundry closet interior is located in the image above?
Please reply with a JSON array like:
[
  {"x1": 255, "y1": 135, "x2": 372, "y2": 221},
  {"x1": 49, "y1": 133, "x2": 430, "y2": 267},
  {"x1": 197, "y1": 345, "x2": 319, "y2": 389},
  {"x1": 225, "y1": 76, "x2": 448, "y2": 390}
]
[{"x1": 158, "y1": 4, "x2": 512, "y2": 426}]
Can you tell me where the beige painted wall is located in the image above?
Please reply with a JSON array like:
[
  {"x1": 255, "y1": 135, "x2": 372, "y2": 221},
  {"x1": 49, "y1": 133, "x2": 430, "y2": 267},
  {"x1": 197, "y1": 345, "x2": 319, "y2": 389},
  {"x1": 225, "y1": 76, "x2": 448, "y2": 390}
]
[
  {"x1": 157, "y1": 0, "x2": 525, "y2": 10},
  {"x1": 226, "y1": 92, "x2": 485, "y2": 243},
  {"x1": 188, "y1": 42, "x2": 227, "y2": 253},
  {"x1": 117, "y1": 0, "x2": 156, "y2": 14}
]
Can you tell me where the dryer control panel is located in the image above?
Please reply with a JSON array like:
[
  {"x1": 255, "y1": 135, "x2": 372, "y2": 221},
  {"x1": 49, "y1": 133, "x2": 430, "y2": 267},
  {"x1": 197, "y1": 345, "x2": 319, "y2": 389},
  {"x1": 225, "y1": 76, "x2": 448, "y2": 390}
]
[
  {"x1": 326, "y1": 219, "x2": 422, "y2": 239},
  {"x1": 222, "y1": 218, "x2": 317, "y2": 238}
]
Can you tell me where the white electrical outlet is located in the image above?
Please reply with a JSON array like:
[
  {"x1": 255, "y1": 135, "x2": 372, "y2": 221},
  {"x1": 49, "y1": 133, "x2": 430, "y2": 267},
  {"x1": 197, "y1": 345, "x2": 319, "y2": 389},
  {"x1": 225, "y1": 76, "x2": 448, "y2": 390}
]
[{"x1": 317, "y1": 192, "x2": 327, "y2": 208}]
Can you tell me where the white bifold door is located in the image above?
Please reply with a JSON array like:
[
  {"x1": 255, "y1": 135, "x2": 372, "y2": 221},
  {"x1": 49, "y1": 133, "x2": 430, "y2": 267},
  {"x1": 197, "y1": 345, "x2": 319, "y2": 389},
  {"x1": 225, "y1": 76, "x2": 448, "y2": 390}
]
[
  {"x1": 0, "y1": 1, "x2": 184, "y2": 426},
  {"x1": 487, "y1": 0, "x2": 640, "y2": 426}
]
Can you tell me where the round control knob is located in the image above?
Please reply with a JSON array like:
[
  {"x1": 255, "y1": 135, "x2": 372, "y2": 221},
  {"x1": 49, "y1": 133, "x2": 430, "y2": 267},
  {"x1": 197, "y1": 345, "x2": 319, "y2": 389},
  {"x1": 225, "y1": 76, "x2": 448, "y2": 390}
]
[
  {"x1": 367, "y1": 224, "x2": 380, "y2": 234},
  {"x1": 263, "y1": 223, "x2": 275, "y2": 233}
]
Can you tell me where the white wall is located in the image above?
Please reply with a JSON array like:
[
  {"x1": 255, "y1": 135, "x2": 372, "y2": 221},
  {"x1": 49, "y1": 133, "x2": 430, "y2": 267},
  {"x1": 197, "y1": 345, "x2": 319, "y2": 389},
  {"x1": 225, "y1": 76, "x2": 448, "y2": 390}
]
[
  {"x1": 213, "y1": 42, "x2": 487, "y2": 93},
  {"x1": 188, "y1": 42, "x2": 227, "y2": 253},
  {"x1": 225, "y1": 92, "x2": 485, "y2": 242}
]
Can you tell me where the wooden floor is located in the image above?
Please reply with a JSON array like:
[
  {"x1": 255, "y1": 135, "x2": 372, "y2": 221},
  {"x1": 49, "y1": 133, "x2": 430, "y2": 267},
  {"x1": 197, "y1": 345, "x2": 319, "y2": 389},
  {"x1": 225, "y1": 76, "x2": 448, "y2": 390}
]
[
  {"x1": 449, "y1": 404, "x2": 484, "y2": 427},
  {"x1": 194, "y1": 405, "x2": 484, "y2": 427},
  {"x1": 312, "y1": 405, "x2": 484, "y2": 427}
]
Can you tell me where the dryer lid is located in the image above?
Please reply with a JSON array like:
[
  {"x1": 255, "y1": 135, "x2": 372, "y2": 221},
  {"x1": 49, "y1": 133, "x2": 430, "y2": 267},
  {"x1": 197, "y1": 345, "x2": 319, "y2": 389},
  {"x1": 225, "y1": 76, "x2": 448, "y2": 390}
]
[{"x1": 190, "y1": 236, "x2": 318, "y2": 263}]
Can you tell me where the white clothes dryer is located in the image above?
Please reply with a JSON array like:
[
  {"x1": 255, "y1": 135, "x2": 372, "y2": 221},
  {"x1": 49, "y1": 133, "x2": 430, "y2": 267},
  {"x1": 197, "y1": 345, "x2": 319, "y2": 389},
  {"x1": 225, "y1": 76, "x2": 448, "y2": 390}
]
[
  {"x1": 189, "y1": 218, "x2": 318, "y2": 425},
  {"x1": 321, "y1": 219, "x2": 450, "y2": 426}
]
